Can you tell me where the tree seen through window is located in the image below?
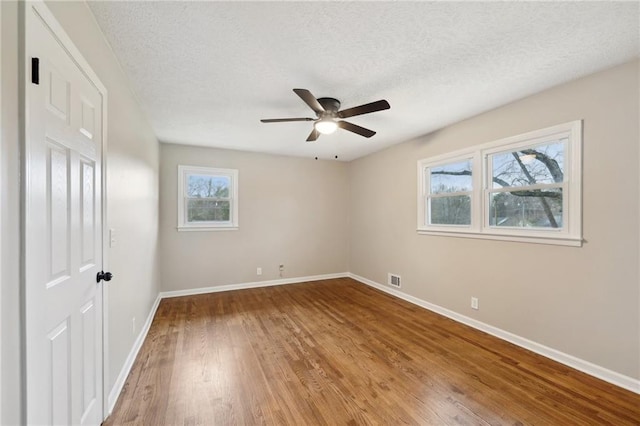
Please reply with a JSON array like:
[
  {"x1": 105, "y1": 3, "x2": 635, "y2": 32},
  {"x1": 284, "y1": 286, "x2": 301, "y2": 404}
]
[
  {"x1": 187, "y1": 174, "x2": 231, "y2": 222},
  {"x1": 431, "y1": 140, "x2": 565, "y2": 229}
]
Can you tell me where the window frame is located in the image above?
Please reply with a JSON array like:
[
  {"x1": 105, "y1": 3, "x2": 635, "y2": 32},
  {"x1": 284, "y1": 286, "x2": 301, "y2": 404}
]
[
  {"x1": 419, "y1": 153, "x2": 481, "y2": 232},
  {"x1": 177, "y1": 165, "x2": 239, "y2": 231},
  {"x1": 417, "y1": 121, "x2": 582, "y2": 246}
]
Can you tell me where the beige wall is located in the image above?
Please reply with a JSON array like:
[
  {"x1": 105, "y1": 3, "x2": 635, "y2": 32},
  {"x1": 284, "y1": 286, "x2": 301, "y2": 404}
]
[
  {"x1": 159, "y1": 144, "x2": 349, "y2": 291},
  {"x1": 1, "y1": 2, "x2": 160, "y2": 423},
  {"x1": 349, "y1": 60, "x2": 640, "y2": 380}
]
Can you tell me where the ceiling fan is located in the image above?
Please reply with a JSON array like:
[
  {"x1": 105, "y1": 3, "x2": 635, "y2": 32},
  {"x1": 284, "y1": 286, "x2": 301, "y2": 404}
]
[{"x1": 260, "y1": 88, "x2": 390, "y2": 142}]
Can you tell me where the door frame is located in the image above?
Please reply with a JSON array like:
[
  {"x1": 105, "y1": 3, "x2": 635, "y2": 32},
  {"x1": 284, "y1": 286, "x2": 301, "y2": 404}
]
[
  {"x1": 21, "y1": 0, "x2": 110, "y2": 420},
  {"x1": 0, "y1": 2, "x2": 3, "y2": 421}
]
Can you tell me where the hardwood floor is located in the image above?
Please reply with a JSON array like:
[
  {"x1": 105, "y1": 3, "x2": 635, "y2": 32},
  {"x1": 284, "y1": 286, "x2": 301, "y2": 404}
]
[{"x1": 104, "y1": 278, "x2": 640, "y2": 425}]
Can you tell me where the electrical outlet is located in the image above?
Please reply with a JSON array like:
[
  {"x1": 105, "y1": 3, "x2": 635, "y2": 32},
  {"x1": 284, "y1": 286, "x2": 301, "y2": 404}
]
[
  {"x1": 471, "y1": 297, "x2": 479, "y2": 310},
  {"x1": 257, "y1": 267, "x2": 262, "y2": 275},
  {"x1": 132, "y1": 317, "x2": 136, "y2": 335},
  {"x1": 279, "y1": 264, "x2": 284, "y2": 271}
]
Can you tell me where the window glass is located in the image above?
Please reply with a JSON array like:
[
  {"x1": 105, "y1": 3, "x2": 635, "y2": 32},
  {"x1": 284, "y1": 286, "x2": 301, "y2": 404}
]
[
  {"x1": 430, "y1": 160, "x2": 472, "y2": 194},
  {"x1": 489, "y1": 189, "x2": 563, "y2": 228},
  {"x1": 187, "y1": 174, "x2": 230, "y2": 198},
  {"x1": 187, "y1": 199, "x2": 230, "y2": 222},
  {"x1": 429, "y1": 196, "x2": 471, "y2": 225},
  {"x1": 491, "y1": 140, "x2": 565, "y2": 188},
  {"x1": 426, "y1": 158, "x2": 473, "y2": 226}
]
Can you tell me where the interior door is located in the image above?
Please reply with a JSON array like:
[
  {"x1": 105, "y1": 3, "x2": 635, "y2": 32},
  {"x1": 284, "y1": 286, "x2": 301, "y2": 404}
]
[{"x1": 24, "y1": 3, "x2": 105, "y2": 425}]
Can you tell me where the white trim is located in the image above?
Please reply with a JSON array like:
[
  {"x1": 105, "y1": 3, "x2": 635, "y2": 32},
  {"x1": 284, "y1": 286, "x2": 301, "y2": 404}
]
[
  {"x1": 177, "y1": 226, "x2": 238, "y2": 232},
  {"x1": 107, "y1": 294, "x2": 161, "y2": 414},
  {"x1": 0, "y1": 2, "x2": 3, "y2": 419},
  {"x1": 177, "y1": 165, "x2": 239, "y2": 230},
  {"x1": 100, "y1": 88, "x2": 110, "y2": 421},
  {"x1": 417, "y1": 121, "x2": 582, "y2": 246},
  {"x1": 348, "y1": 273, "x2": 640, "y2": 394},
  {"x1": 95, "y1": 28, "x2": 110, "y2": 421},
  {"x1": 160, "y1": 272, "x2": 349, "y2": 299},
  {"x1": 417, "y1": 229, "x2": 583, "y2": 247},
  {"x1": 417, "y1": 151, "x2": 476, "y2": 231}
]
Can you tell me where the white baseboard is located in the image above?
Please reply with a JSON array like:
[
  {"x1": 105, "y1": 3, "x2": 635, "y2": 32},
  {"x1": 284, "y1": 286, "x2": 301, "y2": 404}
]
[
  {"x1": 107, "y1": 271, "x2": 639, "y2": 413},
  {"x1": 348, "y1": 273, "x2": 640, "y2": 395},
  {"x1": 159, "y1": 272, "x2": 349, "y2": 299},
  {"x1": 107, "y1": 293, "x2": 162, "y2": 414}
]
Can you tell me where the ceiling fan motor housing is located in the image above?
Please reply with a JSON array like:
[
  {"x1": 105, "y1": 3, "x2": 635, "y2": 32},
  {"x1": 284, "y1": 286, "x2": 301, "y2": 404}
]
[{"x1": 317, "y1": 97, "x2": 341, "y2": 116}]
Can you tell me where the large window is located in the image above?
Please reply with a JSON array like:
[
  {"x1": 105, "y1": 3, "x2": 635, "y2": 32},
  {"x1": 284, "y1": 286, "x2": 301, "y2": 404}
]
[
  {"x1": 178, "y1": 165, "x2": 238, "y2": 231},
  {"x1": 418, "y1": 121, "x2": 582, "y2": 246}
]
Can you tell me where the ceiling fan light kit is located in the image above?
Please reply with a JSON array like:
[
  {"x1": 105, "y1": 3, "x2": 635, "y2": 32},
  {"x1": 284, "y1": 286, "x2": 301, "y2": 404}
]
[
  {"x1": 315, "y1": 118, "x2": 338, "y2": 135},
  {"x1": 260, "y1": 88, "x2": 390, "y2": 142}
]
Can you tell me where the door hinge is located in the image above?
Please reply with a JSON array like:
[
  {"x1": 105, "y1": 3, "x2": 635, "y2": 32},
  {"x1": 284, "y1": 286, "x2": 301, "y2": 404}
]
[{"x1": 31, "y1": 57, "x2": 39, "y2": 85}]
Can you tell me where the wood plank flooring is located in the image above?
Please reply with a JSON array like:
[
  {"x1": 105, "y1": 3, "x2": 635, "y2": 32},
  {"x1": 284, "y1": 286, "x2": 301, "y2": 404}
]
[{"x1": 103, "y1": 278, "x2": 640, "y2": 425}]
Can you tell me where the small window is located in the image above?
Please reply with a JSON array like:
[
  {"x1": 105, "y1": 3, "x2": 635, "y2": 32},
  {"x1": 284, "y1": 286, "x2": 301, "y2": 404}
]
[
  {"x1": 425, "y1": 158, "x2": 473, "y2": 226},
  {"x1": 418, "y1": 121, "x2": 582, "y2": 246},
  {"x1": 177, "y1": 165, "x2": 238, "y2": 231}
]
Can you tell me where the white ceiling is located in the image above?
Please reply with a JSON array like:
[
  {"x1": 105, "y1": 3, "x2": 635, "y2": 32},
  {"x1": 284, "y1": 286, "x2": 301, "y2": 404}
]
[{"x1": 87, "y1": 1, "x2": 639, "y2": 162}]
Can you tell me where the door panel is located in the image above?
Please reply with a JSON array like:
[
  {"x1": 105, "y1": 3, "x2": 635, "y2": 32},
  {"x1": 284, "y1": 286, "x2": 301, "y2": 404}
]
[
  {"x1": 80, "y1": 159, "x2": 96, "y2": 270},
  {"x1": 80, "y1": 299, "x2": 97, "y2": 421},
  {"x1": 46, "y1": 65, "x2": 70, "y2": 123},
  {"x1": 80, "y1": 100, "x2": 95, "y2": 140},
  {"x1": 46, "y1": 140, "x2": 71, "y2": 285},
  {"x1": 26, "y1": 4, "x2": 105, "y2": 425},
  {"x1": 47, "y1": 319, "x2": 71, "y2": 425}
]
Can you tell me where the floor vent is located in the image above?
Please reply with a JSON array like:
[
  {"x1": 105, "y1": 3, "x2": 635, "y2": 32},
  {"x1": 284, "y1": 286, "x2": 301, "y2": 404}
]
[{"x1": 388, "y1": 273, "x2": 401, "y2": 288}]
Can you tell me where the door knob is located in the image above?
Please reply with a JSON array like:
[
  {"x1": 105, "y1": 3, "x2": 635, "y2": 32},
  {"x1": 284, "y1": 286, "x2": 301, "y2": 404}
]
[{"x1": 96, "y1": 271, "x2": 113, "y2": 283}]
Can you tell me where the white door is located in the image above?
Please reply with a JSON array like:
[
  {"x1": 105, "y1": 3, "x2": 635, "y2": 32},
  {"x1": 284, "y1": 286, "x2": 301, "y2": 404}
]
[{"x1": 25, "y1": 3, "x2": 106, "y2": 425}]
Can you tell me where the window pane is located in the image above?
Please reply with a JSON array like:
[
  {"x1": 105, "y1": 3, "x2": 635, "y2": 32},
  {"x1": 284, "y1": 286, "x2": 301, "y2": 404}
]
[
  {"x1": 489, "y1": 188, "x2": 562, "y2": 228},
  {"x1": 187, "y1": 199, "x2": 230, "y2": 222},
  {"x1": 430, "y1": 160, "x2": 472, "y2": 194},
  {"x1": 429, "y1": 196, "x2": 471, "y2": 225},
  {"x1": 491, "y1": 140, "x2": 565, "y2": 188},
  {"x1": 187, "y1": 174, "x2": 230, "y2": 198}
]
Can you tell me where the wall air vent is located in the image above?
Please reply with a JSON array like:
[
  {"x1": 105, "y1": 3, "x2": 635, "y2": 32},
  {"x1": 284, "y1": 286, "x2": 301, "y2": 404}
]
[{"x1": 388, "y1": 273, "x2": 401, "y2": 288}]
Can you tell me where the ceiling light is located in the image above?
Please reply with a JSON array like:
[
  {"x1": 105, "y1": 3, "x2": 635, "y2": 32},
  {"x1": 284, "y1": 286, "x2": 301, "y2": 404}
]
[{"x1": 315, "y1": 118, "x2": 338, "y2": 135}]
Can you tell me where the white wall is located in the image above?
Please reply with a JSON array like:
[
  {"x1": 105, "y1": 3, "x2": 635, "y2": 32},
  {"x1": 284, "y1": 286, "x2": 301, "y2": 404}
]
[
  {"x1": 1, "y1": 2, "x2": 22, "y2": 424},
  {"x1": 1, "y1": 2, "x2": 161, "y2": 422},
  {"x1": 159, "y1": 144, "x2": 350, "y2": 291},
  {"x1": 349, "y1": 60, "x2": 640, "y2": 381}
]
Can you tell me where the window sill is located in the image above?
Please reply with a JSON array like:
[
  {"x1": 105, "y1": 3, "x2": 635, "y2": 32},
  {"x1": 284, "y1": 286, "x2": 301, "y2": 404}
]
[
  {"x1": 177, "y1": 226, "x2": 239, "y2": 232},
  {"x1": 417, "y1": 229, "x2": 582, "y2": 247}
]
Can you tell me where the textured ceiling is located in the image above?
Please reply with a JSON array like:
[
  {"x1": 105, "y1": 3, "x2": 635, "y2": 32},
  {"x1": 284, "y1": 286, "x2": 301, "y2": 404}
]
[{"x1": 87, "y1": 1, "x2": 639, "y2": 161}]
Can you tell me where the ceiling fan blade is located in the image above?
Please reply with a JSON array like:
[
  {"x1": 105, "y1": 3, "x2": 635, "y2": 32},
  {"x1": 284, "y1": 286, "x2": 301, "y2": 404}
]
[
  {"x1": 306, "y1": 128, "x2": 320, "y2": 142},
  {"x1": 337, "y1": 99, "x2": 390, "y2": 119},
  {"x1": 293, "y1": 88, "x2": 325, "y2": 114},
  {"x1": 338, "y1": 121, "x2": 376, "y2": 138},
  {"x1": 260, "y1": 117, "x2": 315, "y2": 123}
]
